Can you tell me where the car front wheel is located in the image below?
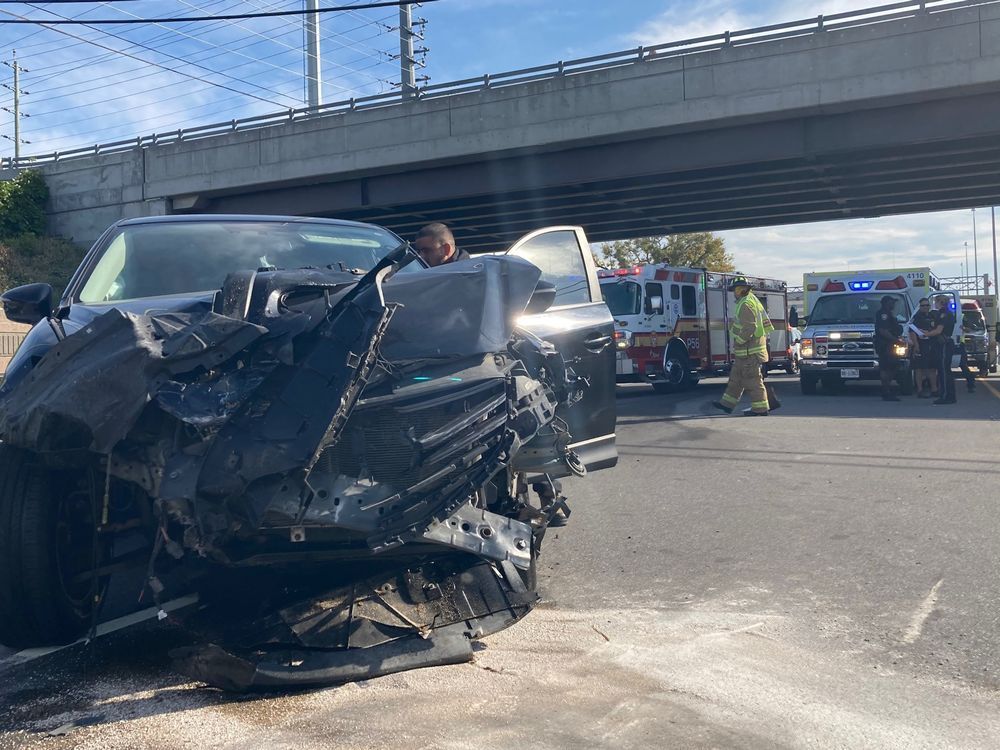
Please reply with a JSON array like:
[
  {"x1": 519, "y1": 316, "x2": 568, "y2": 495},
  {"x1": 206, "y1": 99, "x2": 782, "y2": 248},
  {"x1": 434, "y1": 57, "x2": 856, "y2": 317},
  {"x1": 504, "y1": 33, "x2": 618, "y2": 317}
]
[{"x1": 0, "y1": 445, "x2": 107, "y2": 648}]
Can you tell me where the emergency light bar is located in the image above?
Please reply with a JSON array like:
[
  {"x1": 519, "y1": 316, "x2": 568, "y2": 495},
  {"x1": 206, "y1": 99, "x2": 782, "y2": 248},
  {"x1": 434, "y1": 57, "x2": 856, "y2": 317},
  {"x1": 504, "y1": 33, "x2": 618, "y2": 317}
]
[
  {"x1": 597, "y1": 266, "x2": 643, "y2": 278},
  {"x1": 875, "y1": 276, "x2": 907, "y2": 290},
  {"x1": 848, "y1": 281, "x2": 873, "y2": 291}
]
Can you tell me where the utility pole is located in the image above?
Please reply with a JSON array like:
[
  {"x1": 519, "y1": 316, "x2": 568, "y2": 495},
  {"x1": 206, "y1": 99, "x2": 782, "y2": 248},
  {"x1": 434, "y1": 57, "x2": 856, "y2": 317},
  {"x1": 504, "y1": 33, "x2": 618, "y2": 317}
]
[
  {"x1": 303, "y1": 0, "x2": 321, "y2": 109},
  {"x1": 398, "y1": 2, "x2": 416, "y2": 100},
  {"x1": 304, "y1": 0, "x2": 322, "y2": 109},
  {"x1": 1, "y1": 50, "x2": 28, "y2": 161},
  {"x1": 397, "y1": 3, "x2": 428, "y2": 100},
  {"x1": 973, "y1": 207, "x2": 980, "y2": 293},
  {"x1": 964, "y1": 241, "x2": 969, "y2": 286}
]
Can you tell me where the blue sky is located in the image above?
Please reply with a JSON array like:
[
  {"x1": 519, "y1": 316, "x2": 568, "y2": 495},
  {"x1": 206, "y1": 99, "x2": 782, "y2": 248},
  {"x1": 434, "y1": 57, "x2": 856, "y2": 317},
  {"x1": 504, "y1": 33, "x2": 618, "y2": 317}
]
[{"x1": 0, "y1": 0, "x2": 995, "y2": 283}]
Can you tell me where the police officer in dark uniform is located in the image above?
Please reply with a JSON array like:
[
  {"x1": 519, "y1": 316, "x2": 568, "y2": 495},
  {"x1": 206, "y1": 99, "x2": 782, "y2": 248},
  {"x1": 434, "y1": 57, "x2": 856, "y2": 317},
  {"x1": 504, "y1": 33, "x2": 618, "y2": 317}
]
[
  {"x1": 874, "y1": 295, "x2": 903, "y2": 401},
  {"x1": 926, "y1": 295, "x2": 958, "y2": 404}
]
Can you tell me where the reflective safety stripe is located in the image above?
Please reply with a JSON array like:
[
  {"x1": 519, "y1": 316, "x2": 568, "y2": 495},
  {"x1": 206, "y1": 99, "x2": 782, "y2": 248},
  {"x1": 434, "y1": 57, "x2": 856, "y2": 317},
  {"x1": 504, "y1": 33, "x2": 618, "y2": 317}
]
[
  {"x1": 751, "y1": 399, "x2": 769, "y2": 409},
  {"x1": 732, "y1": 291, "x2": 772, "y2": 357},
  {"x1": 721, "y1": 393, "x2": 739, "y2": 406}
]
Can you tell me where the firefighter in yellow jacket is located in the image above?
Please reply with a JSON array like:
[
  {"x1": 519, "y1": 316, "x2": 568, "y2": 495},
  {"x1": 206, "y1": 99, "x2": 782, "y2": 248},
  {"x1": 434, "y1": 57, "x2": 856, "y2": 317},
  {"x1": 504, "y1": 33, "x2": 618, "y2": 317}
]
[{"x1": 712, "y1": 276, "x2": 781, "y2": 416}]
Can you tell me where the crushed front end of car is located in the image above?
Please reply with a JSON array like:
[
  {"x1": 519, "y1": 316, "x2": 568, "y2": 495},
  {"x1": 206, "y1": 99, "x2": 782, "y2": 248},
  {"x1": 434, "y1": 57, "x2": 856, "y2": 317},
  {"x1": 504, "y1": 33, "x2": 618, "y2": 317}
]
[{"x1": 0, "y1": 247, "x2": 592, "y2": 690}]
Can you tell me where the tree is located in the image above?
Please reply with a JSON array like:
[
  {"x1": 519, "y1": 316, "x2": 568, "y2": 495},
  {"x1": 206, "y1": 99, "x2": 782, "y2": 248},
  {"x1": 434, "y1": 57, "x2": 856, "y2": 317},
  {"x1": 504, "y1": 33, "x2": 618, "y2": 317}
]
[
  {"x1": 0, "y1": 235, "x2": 84, "y2": 298},
  {"x1": 0, "y1": 170, "x2": 48, "y2": 237},
  {"x1": 595, "y1": 232, "x2": 736, "y2": 272}
]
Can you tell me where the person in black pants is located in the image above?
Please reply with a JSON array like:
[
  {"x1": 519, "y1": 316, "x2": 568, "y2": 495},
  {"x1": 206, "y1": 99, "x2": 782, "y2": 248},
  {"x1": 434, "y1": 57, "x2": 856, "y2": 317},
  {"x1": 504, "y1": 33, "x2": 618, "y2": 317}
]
[
  {"x1": 926, "y1": 295, "x2": 958, "y2": 404},
  {"x1": 957, "y1": 341, "x2": 977, "y2": 393}
]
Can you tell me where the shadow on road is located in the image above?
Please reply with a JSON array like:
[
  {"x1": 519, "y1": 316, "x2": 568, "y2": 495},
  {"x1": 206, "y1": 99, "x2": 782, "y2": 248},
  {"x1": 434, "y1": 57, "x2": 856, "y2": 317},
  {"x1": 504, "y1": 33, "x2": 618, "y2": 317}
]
[{"x1": 616, "y1": 376, "x2": 1000, "y2": 423}]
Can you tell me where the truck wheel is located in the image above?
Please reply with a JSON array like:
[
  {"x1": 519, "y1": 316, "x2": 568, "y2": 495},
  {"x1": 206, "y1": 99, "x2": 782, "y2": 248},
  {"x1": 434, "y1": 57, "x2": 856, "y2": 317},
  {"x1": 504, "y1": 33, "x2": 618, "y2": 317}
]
[
  {"x1": 655, "y1": 349, "x2": 693, "y2": 393},
  {"x1": 785, "y1": 358, "x2": 800, "y2": 375},
  {"x1": 0, "y1": 445, "x2": 107, "y2": 648},
  {"x1": 800, "y1": 374, "x2": 818, "y2": 395}
]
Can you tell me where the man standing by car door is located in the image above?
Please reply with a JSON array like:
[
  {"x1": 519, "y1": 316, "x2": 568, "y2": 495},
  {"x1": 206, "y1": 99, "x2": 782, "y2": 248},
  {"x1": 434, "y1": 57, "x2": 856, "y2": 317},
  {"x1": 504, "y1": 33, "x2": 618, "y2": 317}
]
[
  {"x1": 413, "y1": 223, "x2": 471, "y2": 267},
  {"x1": 712, "y1": 276, "x2": 779, "y2": 416}
]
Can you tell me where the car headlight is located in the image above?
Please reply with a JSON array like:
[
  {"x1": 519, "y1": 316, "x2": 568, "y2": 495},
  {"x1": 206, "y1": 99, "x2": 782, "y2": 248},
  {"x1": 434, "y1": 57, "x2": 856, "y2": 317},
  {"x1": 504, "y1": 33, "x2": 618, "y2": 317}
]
[
  {"x1": 801, "y1": 339, "x2": 814, "y2": 358},
  {"x1": 614, "y1": 330, "x2": 632, "y2": 350},
  {"x1": 893, "y1": 343, "x2": 907, "y2": 357}
]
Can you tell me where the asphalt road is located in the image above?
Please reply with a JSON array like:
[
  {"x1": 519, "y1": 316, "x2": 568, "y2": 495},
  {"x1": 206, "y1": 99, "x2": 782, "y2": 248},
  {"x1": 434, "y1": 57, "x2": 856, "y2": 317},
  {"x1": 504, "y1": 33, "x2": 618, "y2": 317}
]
[{"x1": 2, "y1": 374, "x2": 1000, "y2": 749}]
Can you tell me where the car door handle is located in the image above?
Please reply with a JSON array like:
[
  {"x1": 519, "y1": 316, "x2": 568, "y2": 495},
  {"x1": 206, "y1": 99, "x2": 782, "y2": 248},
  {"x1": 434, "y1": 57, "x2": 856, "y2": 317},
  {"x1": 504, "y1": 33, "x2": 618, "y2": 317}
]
[{"x1": 584, "y1": 334, "x2": 612, "y2": 352}]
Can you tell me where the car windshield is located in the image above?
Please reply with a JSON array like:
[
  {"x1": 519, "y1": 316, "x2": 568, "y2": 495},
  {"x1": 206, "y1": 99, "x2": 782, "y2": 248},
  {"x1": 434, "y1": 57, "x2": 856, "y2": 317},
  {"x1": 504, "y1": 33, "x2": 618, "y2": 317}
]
[
  {"x1": 808, "y1": 293, "x2": 909, "y2": 325},
  {"x1": 963, "y1": 310, "x2": 986, "y2": 331},
  {"x1": 601, "y1": 280, "x2": 641, "y2": 316},
  {"x1": 77, "y1": 220, "x2": 403, "y2": 304}
]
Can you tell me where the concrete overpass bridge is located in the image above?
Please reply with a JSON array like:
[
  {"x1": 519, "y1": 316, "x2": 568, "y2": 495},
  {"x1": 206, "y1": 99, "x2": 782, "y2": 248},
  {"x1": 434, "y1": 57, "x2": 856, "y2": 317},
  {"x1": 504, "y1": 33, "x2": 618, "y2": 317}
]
[{"x1": 8, "y1": 0, "x2": 1000, "y2": 250}]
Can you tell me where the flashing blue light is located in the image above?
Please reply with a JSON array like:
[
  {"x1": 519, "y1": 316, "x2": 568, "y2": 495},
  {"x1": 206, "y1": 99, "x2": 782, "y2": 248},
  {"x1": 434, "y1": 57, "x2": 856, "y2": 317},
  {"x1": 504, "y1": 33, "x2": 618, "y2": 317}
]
[
  {"x1": 413, "y1": 376, "x2": 432, "y2": 381},
  {"x1": 849, "y1": 281, "x2": 874, "y2": 291}
]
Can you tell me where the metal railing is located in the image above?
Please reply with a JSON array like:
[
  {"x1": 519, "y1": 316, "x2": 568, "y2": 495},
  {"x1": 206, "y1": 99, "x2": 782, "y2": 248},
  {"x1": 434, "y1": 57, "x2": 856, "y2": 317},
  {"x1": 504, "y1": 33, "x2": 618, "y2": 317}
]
[{"x1": 2, "y1": 0, "x2": 997, "y2": 171}]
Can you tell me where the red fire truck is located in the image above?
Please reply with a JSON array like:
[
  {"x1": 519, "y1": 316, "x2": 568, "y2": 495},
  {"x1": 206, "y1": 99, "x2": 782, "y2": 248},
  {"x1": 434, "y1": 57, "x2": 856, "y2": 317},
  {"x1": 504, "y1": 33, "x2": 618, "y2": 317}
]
[{"x1": 599, "y1": 266, "x2": 791, "y2": 393}]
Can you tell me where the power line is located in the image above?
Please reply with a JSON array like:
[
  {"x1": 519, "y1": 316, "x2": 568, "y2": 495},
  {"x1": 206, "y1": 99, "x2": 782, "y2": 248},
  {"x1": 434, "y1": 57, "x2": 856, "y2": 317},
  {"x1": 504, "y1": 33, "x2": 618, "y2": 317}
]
[
  {"x1": 23, "y1": 19, "x2": 392, "y2": 109},
  {"x1": 0, "y1": 0, "x2": 440, "y2": 24},
  {"x1": 20, "y1": 3, "x2": 302, "y2": 105},
  {"x1": 0, "y1": 7, "x2": 293, "y2": 107}
]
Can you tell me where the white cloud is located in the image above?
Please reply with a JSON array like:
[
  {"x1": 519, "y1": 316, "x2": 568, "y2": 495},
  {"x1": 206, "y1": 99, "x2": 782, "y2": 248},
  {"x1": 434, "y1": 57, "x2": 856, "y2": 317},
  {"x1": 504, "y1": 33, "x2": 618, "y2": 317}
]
[
  {"x1": 629, "y1": 0, "x2": 920, "y2": 48},
  {"x1": 720, "y1": 208, "x2": 999, "y2": 285}
]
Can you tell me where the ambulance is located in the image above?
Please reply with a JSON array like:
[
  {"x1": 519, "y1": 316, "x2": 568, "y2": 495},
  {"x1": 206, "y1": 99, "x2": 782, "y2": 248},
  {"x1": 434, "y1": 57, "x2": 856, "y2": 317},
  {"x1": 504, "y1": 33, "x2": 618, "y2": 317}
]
[
  {"x1": 799, "y1": 267, "x2": 962, "y2": 394},
  {"x1": 599, "y1": 266, "x2": 790, "y2": 393}
]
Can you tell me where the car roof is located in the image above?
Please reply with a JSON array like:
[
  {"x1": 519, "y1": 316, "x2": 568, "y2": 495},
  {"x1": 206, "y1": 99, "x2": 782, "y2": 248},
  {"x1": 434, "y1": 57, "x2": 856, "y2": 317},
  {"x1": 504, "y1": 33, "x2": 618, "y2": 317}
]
[{"x1": 114, "y1": 214, "x2": 389, "y2": 232}]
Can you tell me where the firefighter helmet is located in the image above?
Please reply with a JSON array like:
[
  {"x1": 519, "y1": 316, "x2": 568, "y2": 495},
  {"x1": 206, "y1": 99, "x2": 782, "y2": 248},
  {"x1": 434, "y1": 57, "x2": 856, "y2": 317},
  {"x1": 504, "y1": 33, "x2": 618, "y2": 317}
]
[{"x1": 728, "y1": 275, "x2": 751, "y2": 291}]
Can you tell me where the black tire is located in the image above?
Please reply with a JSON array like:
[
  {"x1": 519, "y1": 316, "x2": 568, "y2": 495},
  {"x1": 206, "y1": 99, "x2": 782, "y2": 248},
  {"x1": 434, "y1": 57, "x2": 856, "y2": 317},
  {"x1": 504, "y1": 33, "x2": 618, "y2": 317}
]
[
  {"x1": 785, "y1": 358, "x2": 800, "y2": 375},
  {"x1": 0, "y1": 445, "x2": 105, "y2": 648},
  {"x1": 800, "y1": 374, "x2": 818, "y2": 395},
  {"x1": 654, "y1": 347, "x2": 694, "y2": 394}
]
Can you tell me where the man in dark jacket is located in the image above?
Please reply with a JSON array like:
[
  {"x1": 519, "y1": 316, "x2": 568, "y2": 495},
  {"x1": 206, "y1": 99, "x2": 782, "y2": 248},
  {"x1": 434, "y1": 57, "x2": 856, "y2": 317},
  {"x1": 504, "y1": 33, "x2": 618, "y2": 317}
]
[
  {"x1": 874, "y1": 296, "x2": 903, "y2": 401},
  {"x1": 414, "y1": 223, "x2": 471, "y2": 267},
  {"x1": 925, "y1": 295, "x2": 958, "y2": 404}
]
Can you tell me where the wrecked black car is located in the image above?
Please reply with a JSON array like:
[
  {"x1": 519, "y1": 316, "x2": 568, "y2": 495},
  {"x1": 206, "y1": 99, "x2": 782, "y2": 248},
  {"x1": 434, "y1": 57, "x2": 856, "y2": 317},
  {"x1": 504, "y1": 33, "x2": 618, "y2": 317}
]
[{"x1": 0, "y1": 216, "x2": 615, "y2": 689}]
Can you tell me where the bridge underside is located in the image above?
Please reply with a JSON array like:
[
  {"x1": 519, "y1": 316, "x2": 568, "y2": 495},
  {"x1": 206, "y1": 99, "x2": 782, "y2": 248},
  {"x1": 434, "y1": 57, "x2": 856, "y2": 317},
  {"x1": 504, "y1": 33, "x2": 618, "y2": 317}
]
[{"x1": 192, "y1": 89, "x2": 1000, "y2": 251}]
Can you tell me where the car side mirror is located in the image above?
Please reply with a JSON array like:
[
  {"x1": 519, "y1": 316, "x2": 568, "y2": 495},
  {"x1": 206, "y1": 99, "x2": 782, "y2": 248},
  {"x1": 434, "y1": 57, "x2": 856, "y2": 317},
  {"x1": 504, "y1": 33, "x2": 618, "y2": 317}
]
[
  {"x1": 524, "y1": 280, "x2": 557, "y2": 315},
  {"x1": 645, "y1": 295, "x2": 664, "y2": 315},
  {"x1": 1, "y1": 282, "x2": 53, "y2": 326}
]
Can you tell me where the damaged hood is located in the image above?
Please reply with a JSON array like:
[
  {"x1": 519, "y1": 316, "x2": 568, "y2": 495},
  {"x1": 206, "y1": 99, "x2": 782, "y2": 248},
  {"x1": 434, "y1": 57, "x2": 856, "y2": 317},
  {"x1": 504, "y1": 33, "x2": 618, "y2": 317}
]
[{"x1": 0, "y1": 255, "x2": 551, "y2": 563}]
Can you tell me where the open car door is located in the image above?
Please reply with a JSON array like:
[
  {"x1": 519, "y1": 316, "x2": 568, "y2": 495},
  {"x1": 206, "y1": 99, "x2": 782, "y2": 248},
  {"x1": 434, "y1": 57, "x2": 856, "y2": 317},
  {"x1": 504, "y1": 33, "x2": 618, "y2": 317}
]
[{"x1": 506, "y1": 227, "x2": 617, "y2": 476}]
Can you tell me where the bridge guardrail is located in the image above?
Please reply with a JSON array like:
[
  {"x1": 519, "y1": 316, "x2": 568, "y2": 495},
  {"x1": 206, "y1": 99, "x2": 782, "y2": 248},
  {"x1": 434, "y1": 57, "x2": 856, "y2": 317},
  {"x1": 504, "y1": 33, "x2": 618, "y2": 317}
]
[{"x1": 1, "y1": 0, "x2": 997, "y2": 170}]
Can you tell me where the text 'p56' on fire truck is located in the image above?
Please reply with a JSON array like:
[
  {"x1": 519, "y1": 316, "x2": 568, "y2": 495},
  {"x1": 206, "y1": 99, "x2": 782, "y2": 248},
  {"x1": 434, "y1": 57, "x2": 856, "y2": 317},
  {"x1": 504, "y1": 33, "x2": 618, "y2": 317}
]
[
  {"x1": 799, "y1": 268, "x2": 962, "y2": 395},
  {"x1": 599, "y1": 266, "x2": 790, "y2": 393}
]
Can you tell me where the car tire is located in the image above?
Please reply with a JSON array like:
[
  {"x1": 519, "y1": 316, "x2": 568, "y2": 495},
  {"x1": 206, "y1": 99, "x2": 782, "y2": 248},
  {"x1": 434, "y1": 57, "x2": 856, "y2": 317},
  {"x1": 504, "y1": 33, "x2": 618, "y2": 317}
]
[
  {"x1": 800, "y1": 374, "x2": 819, "y2": 395},
  {"x1": 785, "y1": 358, "x2": 800, "y2": 375},
  {"x1": 0, "y1": 445, "x2": 106, "y2": 648},
  {"x1": 654, "y1": 348, "x2": 693, "y2": 394}
]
